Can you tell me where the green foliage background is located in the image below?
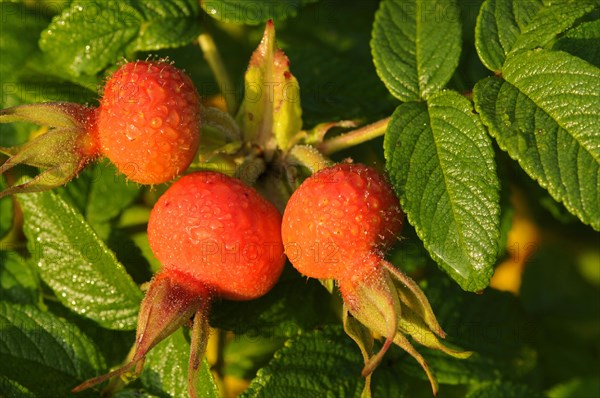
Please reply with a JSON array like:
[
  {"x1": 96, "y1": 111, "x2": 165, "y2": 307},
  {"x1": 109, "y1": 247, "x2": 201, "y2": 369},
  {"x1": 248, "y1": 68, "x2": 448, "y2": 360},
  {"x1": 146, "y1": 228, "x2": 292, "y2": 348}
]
[{"x1": 1, "y1": 0, "x2": 599, "y2": 397}]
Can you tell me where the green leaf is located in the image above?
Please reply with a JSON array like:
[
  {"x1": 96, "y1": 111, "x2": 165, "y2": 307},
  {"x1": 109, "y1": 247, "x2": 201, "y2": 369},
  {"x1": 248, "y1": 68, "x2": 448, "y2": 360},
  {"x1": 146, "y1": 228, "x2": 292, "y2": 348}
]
[
  {"x1": 0, "y1": 302, "x2": 105, "y2": 397},
  {"x1": 211, "y1": 267, "x2": 337, "y2": 338},
  {"x1": 384, "y1": 91, "x2": 500, "y2": 291},
  {"x1": 223, "y1": 335, "x2": 284, "y2": 379},
  {"x1": 0, "y1": 376, "x2": 36, "y2": 398},
  {"x1": 473, "y1": 50, "x2": 600, "y2": 230},
  {"x1": 279, "y1": 1, "x2": 396, "y2": 127},
  {"x1": 398, "y1": 271, "x2": 537, "y2": 385},
  {"x1": 142, "y1": 329, "x2": 219, "y2": 398},
  {"x1": 0, "y1": 3, "x2": 50, "y2": 104},
  {"x1": 201, "y1": 0, "x2": 318, "y2": 25},
  {"x1": 371, "y1": 0, "x2": 462, "y2": 101},
  {"x1": 0, "y1": 251, "x2": 39, "y2": 306},
  {"x1": 240, "y1": 326, "x2": 364, "y2": 397},
  {"x1": 520, "y1": 246, "x2": 600, "y2": 382},
  {"x1": 18, "y1": 190, "x2": 143, "y2": 330},
  {"x1": 553, "y1": 19, "x2": 600, "y2": 68},
  {"x1": 548, "y1": 377, "x2": 600, "y2": 398},
  {"x1": 466, "y1": 381, "x2": 545, "y2": 398},
  {"x1": 0, "y1": 177, "x2": 13, "y2": 239},
  {"x1": 85, "y1": 161, "x2": 141, "y2": 226},
  {"x1": 39, "y1": 0, "x2": 202, "y2": 77},
  {"x1": 475, "y1": 0, "x2": 598, "y2": 71},
  {"x1": 0, "y1": 2, "x2": 54, "y2": 147},
  {"x1": 113, "y1": 391, "x2": 160, "y2": 398}
]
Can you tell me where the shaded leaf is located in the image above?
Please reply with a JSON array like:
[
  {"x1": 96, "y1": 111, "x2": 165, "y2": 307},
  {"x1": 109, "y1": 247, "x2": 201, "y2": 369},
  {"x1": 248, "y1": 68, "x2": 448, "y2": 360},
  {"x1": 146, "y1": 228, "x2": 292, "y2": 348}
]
[
  {"x1": 0, "y1": 177, "x2": 13, "y2": 238},
  {"x1": 0, "y1": 251, "x2": 39, "y2": 306},
  {"x1": 240, "y1": 326, "x2": 364, "y2": 397},
  {"x1": 0, "y1": 376, "x2": 36, "y2": 398},
  {"x1": 211, "y1": 266, "x2": 337, "y2": 338},
  {"x1": 466, "y1": 381, "x2": 545, "y2": 398},
  {"x1": 142, "y1": 329, "x2": 219, "y2": 398},
  {"x1": 201, "y1": 0, "x2": 318, "y2": 25},
  {"x1": 0, "y1": 2, "x2": 53, "y2": 147},
  {"x1": 548, "y1": 377, "x2": 600, "y2": 398},
  {"x1": 398, "y1": 271, "x2": 537, "y2": 385},
  {"x1": 278, "y1": 1, "x2": 396, "y2": 127},
  {"x1": 0, "y1": 302, "x2": 105, "y2": 397},
  {"x1": 553, "y1": 18, "x2": 600, "y2": 68}
]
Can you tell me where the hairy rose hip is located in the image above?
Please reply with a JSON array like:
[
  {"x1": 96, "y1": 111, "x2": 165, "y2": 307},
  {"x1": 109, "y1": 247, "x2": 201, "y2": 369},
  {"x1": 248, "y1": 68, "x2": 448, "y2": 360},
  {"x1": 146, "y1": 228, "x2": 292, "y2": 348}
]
[
  {"x1": 98, "y1": 60, "x2": 201, "y2": 184},
  {"x1": 0, "y1": 59, "x2": 200, "y2": 196},
  {"x1": 73, "y1": 172, "x2": 285, "y2": 398},
  {"x1": 282, "y1": 163, "x2": 470, "y2": 395}
]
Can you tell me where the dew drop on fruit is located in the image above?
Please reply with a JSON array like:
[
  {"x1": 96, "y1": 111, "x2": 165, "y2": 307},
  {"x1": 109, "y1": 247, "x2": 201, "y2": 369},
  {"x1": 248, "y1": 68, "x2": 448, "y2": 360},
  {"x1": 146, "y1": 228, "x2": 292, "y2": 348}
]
[
  {"x1": 150, "y1": 117, "x2": 163, "y2": 128},
  {"x1": 167, "y1": 110, "x2": 181, "y2": 125},
  {"x1": 209, "y1": 220, "x2": 223, "y2": 230}
]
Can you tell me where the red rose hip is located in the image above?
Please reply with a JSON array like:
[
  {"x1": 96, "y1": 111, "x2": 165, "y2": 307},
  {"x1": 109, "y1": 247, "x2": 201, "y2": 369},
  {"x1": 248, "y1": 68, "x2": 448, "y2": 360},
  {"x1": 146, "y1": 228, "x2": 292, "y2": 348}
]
[
  {"x1": 73, "y1": 172, "x2": 285, "y2": 398},
  {"x1": 98, "y1": 60, "x2": 201, "y2": 184},
  {"x1": 282, "y1": 163, "x2": 470, "y2": 395}
]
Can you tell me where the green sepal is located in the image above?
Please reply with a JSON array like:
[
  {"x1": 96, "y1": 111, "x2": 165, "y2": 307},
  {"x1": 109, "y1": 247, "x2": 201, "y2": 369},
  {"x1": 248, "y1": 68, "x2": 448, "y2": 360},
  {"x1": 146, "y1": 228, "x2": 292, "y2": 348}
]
[
  {"x1": 72, "y1": 270, "x2": 210, "y2": 394},
  {"x1": 0, "y1": 102, "x2": 87, "y2": 129},
  {"x1": 343, "y1": 307, "x2": 374, "y2": 398},
  {"x1": 338, "y1": 263, "x2": 400, "y2": 376},
  {"x1": 337, "y1": 258, "x2": 471, "y2": 396},
  {"x1": 0, "y1": 102, "x2": 98, "y2": 198}
]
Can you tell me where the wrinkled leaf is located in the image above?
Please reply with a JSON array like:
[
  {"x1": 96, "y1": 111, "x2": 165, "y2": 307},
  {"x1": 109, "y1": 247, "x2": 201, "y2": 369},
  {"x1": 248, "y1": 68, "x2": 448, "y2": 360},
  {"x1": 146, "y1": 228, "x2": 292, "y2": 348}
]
[
  {"x1": 240, "y1": 326, "x2": 365, "y2": 397},
  {"x1": 371, "y1": 0, "x2": 462, "y2": 101},
  {"x1": 384, "y1": 91, "x2": 500, "y2": 291},
  {"x1": 475, "y1": 0, "x2": 597, "y2": 71},
  {"x1": 40, "y1": 0, "x2": 201, "y2": 77},
  {"x1": 0, "y1": 302, "x2": 105, "y2": 397},
  {"x1": 474, "y1": 50, "x2": 600, "y2": 230},
  {"x1": 18, "y1": 190, "x2": 142, "y2": 330},
  {"x1": 553, "y1": 18, "x2": 600, "y2": 68},
  {"x1": 142, "y1": 329, "x2": 219, "y2": 398},
  {"x1": 211, "y1": 267, "x2": 337, "y2": 338}
]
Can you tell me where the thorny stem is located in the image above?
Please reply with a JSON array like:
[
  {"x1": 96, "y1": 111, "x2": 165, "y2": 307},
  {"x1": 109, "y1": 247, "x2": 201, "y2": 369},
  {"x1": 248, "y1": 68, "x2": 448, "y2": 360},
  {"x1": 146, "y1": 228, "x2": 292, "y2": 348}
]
[
  {"x1": 318, "y1": 117, "x2": 390, "y2": 155},
  {"x1": 198, "y1": 32, "x2": 238, "y2": 115}
]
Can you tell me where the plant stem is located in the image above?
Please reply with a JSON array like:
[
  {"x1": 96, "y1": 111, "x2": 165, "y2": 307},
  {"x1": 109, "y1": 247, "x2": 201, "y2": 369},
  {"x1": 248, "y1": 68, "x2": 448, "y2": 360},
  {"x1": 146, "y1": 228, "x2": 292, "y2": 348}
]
[
  {"x1": 198, "y1": 32, "x2": 238, "y2": 115},
  {"x1": 318, "y1": 117, "x2": 391, "y2": 155}
]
